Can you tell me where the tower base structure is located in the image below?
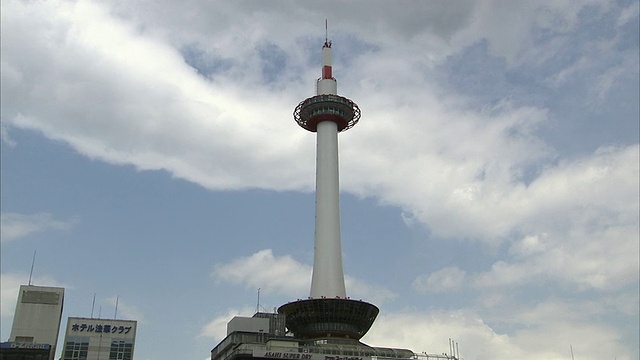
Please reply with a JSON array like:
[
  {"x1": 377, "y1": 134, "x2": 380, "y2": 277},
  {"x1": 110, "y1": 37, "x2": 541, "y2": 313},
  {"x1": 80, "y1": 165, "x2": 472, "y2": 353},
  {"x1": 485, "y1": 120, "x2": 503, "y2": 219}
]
[
  {"x1": 210, "y1": 312, "x2": 460, "y2": 360},
  {"x1": 277, "y1": 298, "x2": 378, "y2": 340}
]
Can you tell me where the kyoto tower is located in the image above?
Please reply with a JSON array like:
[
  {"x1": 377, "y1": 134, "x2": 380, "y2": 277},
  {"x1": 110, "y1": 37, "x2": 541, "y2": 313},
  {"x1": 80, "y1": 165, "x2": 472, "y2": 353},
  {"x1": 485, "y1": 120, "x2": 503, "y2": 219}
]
[{"x1": 278, "y1": 27, "x2": 379, "y2": 340}]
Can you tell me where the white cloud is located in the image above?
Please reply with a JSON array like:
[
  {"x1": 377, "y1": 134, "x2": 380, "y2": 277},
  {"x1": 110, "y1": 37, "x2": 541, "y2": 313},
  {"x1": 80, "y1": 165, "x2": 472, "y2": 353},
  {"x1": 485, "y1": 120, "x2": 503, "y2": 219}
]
[
  {"x1": 469, "y1": 145, "x2": 639, "y2": 291},
  {"x1": 0, "y1": 273, "x2": 24, "y2": 319},
  {"x1": 363, "y1": 306, "x2": 637, "y2": 360},
  {"x1": 212, "y1": 249, "x2": 311, "y2": 297},
  {"x1": 413, "y1": 267, "x2": 467, "y2": 294},
  {"x1": 343, "y1": 99, "x2": 553, "y2": 243},
  {"x1": 345, "y1": 276, "x2": 397, "y2": 305},
  {"x1": 1, "y1": 0, "x2": 314, "y2": 191},
  {"x1": 451, "y1": 0, "x2": 611, "y2": 66},
  {"x1": 617, "y1": 2, "x2": 640, "y2": 27},
  {"x1": 591, "y1": 57, "x2": 636, "y2": 101},
  {"x1": 212, "y1": 249, "x2": 396, "y2": 304},
  {"x1": 0, "y1": 212, "x2": 79, "y2": 243},
  {"x1": 410, "y1": 143, "x2": 638, "y2": 296},
  {"x1": 1, "y1": 124, "x2": 16, "y2": 147},
  {"x1": 199, "y1": 307, "x2": 255, "y2": 341},
  {"x1": 363, "y1": 309, "x2": 527, "y2": 359},
  {"x1": 2, "y1": 0, "x2": 636, "y2": 249},
  {"x1": 509, "y1": 234, "x2": 549, "y2": 258},
  {"x1": 105, "y1": 296, "x2": 145, "y2": 323}
]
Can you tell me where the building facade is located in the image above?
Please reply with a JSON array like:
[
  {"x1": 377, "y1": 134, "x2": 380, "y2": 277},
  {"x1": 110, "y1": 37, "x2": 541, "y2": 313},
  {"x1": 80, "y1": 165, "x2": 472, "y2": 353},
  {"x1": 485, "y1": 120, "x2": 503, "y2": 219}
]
[
  {"x1": 61, "y1": 317, "x2": 137, "y2": 360},
  {"x1": 6, "y1": 285, "x2": 65, "y2": 360}
]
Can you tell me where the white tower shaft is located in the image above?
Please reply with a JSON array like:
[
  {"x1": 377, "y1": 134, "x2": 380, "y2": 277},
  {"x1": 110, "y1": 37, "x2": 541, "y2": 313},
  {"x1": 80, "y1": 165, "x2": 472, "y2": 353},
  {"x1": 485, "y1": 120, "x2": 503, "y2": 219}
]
[
  {"x1": 311, "y1": 120, "x2": 346, "y2": 298},
  {"x1": 310, "y1": 43, "x2": 347, "y2": 299}
]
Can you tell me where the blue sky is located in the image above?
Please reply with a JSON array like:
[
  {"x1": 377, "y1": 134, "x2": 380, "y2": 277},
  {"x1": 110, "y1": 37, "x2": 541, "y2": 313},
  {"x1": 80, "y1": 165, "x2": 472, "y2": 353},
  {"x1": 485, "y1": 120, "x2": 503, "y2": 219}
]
[{"x1": 1, "y1": 1, "x2": 638, "y2": 359}]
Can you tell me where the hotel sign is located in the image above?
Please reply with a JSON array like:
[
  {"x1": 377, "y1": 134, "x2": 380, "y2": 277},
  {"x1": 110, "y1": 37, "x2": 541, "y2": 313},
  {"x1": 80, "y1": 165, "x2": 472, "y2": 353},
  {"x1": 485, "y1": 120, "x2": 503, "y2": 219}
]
[{"x1": 71, "y1": 322, "x2": 133, "y2": 334}]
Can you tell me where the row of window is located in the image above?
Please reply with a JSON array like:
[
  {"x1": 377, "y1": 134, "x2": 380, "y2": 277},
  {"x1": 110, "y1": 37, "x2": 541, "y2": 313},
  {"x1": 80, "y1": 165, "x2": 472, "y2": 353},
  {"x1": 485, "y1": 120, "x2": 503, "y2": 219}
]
[
  {"x1": 110, "y1": 340, "x2": 133, "y2": 360},
  {"x1": 62, "y1": 340, "x2": 133, "y2": 360},
  {"x1": 304, "y1": 94, "x2": 350, "y2": 105},
  {"x1": 303, "y1": 104, "x2": 350, "y2": 119},
  {"x1": 63, "y1": 341, "x2": 88, "y2": 360}
]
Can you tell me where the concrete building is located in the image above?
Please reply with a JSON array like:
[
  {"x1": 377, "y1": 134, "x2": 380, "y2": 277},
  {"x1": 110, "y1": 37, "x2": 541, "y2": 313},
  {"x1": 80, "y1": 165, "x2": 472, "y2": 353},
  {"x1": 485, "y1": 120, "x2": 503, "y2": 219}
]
[
  {"x1": 4, "y1": 285, "x2": 65, "y2": 360},
  {"x1": 60, "y1": 317, "x2": 137, "y2": 360}
]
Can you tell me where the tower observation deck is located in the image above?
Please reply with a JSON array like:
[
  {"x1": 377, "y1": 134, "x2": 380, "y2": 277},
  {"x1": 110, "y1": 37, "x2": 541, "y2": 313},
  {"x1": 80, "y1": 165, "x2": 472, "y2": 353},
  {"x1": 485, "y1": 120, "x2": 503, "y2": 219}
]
[{"x1": 278, "y1": 38, "x2": 377, "y2": 340}]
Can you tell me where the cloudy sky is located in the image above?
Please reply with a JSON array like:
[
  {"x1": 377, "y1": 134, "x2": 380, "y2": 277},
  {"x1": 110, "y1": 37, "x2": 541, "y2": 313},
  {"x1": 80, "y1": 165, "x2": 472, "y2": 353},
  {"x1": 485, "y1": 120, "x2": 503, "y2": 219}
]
[{"x1": 1, "y1": 1, "x2": 638, "y2": 359}]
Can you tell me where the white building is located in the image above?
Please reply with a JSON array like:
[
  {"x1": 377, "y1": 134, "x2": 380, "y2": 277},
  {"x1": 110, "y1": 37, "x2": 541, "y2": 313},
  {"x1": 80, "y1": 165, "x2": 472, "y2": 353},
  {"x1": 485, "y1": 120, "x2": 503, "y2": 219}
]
[
  {"x1": 61, "y1": 317, "x2": 137, "y2": 360},
  {"x1": 9, "y1": 285, "x2": 65, "y2": 359}
]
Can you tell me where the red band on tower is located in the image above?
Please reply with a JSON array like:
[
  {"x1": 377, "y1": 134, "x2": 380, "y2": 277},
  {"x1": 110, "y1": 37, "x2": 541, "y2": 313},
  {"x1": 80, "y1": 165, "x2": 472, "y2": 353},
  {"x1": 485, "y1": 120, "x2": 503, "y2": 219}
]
[{"x1": 322, "y1": 65, "x2": 332, "y2": 79}]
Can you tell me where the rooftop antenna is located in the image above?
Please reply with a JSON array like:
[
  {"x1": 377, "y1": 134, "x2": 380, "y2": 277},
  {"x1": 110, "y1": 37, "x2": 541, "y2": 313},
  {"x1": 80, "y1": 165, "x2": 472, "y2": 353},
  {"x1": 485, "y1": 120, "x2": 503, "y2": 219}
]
[
  {"x1": 256, "y1": 288, "x2": 261, "y2": 314},
  {"x1": 570, "y1": 344, "x2": 575, "y2": 360},
  {"x1": 114, "y1": 295, "x2": 119, "y2": 319},
  {"x1": 91, "y1": 293, "x2": 96, "y2": 318},
  {"x1": 28, "y1": 250, "x2": 37, "y2": 286}
]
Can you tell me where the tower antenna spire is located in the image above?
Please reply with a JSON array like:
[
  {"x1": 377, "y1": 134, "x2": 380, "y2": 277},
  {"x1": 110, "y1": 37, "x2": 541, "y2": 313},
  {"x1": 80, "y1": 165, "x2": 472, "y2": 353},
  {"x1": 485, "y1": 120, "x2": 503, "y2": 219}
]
[
  {"x1": 325, "y1": 19, "x2": 328, "y2": 43},
  {"x1": 324, "y1": 19, "x2": 331, "y2": 48}
]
